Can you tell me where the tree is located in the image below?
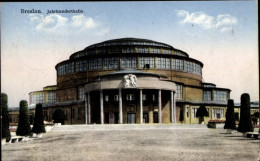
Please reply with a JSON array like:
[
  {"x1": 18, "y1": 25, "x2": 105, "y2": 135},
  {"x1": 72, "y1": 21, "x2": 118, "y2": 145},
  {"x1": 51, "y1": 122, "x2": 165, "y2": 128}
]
[
  {"x1": 32, "y1": 103, "x2": 46, "y2": 134},
  {"x1": 1, "y1": 93, "x2": 11, "y2": 141},
  {"x1": 52, "y1": 109, "x2": 66, "y2": 125},
  {"x1": 196, "y1": 105, "x2": 209, "y2": 124},
  {"x1": 16, "y1": 100, "x2": 32, "y2": 136},
  {"x1": 237, "y1": 93, "x2": 253, "y2": 133},
  {"x1": 224, "y1": 99, "x2": 236, "y2": 130}
]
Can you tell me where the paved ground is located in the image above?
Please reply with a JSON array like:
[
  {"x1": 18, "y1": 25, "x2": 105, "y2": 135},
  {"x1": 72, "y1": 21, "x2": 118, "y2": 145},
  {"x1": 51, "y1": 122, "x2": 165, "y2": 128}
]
[{"x1": 2, "y1": 124, "x2": 260, "y2": 161}]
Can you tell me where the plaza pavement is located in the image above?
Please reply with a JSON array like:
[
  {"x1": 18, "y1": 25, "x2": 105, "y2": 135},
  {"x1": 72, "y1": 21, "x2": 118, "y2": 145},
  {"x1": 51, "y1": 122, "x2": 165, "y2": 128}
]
[{"x1": 2, "y1": 124, "x2": 260, "y2": 161}]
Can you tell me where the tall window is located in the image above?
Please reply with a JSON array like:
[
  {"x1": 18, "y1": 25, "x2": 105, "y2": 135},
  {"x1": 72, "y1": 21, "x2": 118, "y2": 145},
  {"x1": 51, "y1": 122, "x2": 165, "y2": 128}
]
[
  {"x1": 172, "y1": 59, "x2": 184, "y2": 71},
  {"x1": 157, "y1": 57, "x2": 170, "y2": 69},
  {"x1": 104, "y1": 57, "x2": 120, "y2": 69},
  {"x1": 150, "y1": 48, "x2": 161, "y2": 54},
  {"x1": 88, "y1": 58, "x2": 102, "y2": 70},
  {"x1": 184, "y1": 61, "x2": 194, "y2": 73},
  {"x1": 203, "y1": 91, "x2": 212, "y2": 101},
  {"x1": 76, "y1": 60, "x2": 87, "y2": 72},
  {"x1": 162, "y1": 49, "x2": 172, "y2": 54},
  {"x1": 213, "y1": 91, "x2": 227, "y2": 102},
  {"x1": 176, "y1": 85, "x2": 183, "y2": 99},
  {"x1": 121, "y1": 57, "x2": 137, "y2": 69},
  {"x1": 139, "y1": 57, "x2": 155, "y2": 68},
  {"x1": 78, "y1": 87, "x2": 85, "y2": 100},
  {"x1": 192, "y1": 108, "x2": 198, "y2": 118},
  {"x1": 122, "y1": 47, "x2": 135, "y2": 53},
  {"x1": 65, "y1": 62, "x2": 74, "y2": 74},
  {"x1": 48, "y1": 92, "x2": 56, "y2": 104},
  {"x1": 126, "y1": 94, "x2": 135, "y2": 101}
]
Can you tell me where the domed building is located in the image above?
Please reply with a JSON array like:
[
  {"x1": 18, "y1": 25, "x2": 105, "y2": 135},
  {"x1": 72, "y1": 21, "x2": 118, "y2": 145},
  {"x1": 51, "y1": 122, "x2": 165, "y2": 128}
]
[{"x1": 28, "y1": 38, "x2": 231, "y2": 125}]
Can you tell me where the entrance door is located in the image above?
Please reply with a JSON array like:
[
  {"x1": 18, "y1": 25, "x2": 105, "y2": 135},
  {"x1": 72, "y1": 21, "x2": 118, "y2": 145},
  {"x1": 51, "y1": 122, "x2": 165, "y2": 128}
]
[
  {"x1": 153, "y1": 112, "x2": 158, "y2": 123},
  {"x1": 143, "y1": 112, "x2": 149, "y2": 123},
  {"x1": 127, "y1": 113, "x2": 136, "y2": 124}
]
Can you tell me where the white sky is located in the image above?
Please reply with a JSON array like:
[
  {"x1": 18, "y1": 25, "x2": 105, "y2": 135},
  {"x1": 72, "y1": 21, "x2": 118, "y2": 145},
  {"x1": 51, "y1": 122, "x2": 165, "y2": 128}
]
[{"x1": 1, "y1": 2, "x2": 259, "y2": 107}]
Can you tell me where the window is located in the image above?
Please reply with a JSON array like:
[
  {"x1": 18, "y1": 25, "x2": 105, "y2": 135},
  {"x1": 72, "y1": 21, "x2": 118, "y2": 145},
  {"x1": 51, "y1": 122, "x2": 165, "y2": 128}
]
[
  {"x1": 213, "y1": 108, "x2": 224, "y2": 119},
  {"x1": 203, "y1": 91, "x2": 212, "y2": 101},
  {"x1": 157, "y1": 57, "x2": 170, "y2": 69},
  {"x1": 88, "y1": 58, "x2": 102, "y2": 70},
  {"x1": 150, "y1": 48, "x2": 161, "y2": 54},
  {"x1": 48, "y1": 92, "x2": 56, "y2": 104},
  {"x1": 65, "y1": 62, "x2": 74, "y2": 74},
  {"x1": 121, "y1": 57, "x2": 137, "y2": 69},
  {"x1": 136, "y1": 47, "x2": 149, "y2": 53},
  {"x1": 122, "y1": 47, "x2": 135, "y2": 53},
  {"x1": 126, "y1": 94, "x2": 135, "y2": 101},
  {"x1": 32, "y1": 93, "x2": 45, "y2": 104},
  {"x1": 104, "y1": 57, "x2": 120, "y2": 69},
  {"x1": 142, "y1": 94, "x2": 147, "y2": 101},
  {"x1": 105, "y1": 95, "x2": 109, "y2": 102},
  {"x1": 192, "y1": 108, "x2": 198, "y2": 118},
  {"x1": 162, "y1": 49, "x2": 172, "y2": 54},
  {"x1": 186, "y1": 107, "x2": 189, "y2": 117},
  {"x1": 72, "y1": 109, "x2": 75, "y2": 120},
  {"x1": 78, "y1": 87, "x2": 85, "y2": 100},
  {"x1": 213, "y1": 91, "x2": 227, "y2": 102},
  {"x1": 139, "y1": 57, "x2": 155, "y2": 68},
  {"x1": 184, "y1": 61, "x2": 194, "y2": 73},
  {"x1": 114, "y1": 95, "x2": 119, "y2": 102},
  {"x1": 76, "y1": 60, "x2": 87, "y2": 72},
  {"x1": 176, "y1": 85, "x2": 182, "y2": 99},
  {"x1": 172, "y1": 59, "x2": 184, "y2": 71}
]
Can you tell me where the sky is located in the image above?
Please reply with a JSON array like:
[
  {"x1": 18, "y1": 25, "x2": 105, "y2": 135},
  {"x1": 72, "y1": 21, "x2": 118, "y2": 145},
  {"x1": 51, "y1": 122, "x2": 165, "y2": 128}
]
[{"x1": 1, "y1": 1, "x2": 258, "y2": 107}]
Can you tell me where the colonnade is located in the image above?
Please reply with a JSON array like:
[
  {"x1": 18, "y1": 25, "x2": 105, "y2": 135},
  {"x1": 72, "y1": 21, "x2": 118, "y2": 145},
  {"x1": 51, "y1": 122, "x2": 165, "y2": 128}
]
[{"x1": 84, "y1": 89, "x2": 176, "y2": 124}]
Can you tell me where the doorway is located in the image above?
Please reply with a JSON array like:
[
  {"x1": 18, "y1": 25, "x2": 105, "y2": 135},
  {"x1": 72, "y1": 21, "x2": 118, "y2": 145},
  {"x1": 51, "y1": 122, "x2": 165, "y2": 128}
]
[{"x1": 127, "y1": 113, "x2": 136, "y2": 124}]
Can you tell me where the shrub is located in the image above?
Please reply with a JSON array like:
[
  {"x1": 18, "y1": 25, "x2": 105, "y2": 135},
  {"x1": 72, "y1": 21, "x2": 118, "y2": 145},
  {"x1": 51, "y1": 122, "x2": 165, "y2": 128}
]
[
  {"x1": 237, "y1": 93, "x2": 253, "y2": 133},
  {"x1": 52, "y1": 109, "x2": 66, "y2": 125},
  {"x1": 196, "y1": 105, "x2": 209, "y2": 123},
  {"x1": 1, "y1": 93, "x2": 11, "y2": 141},
  {"x1": 224, "y1": 99, "x2": 236, "y2": 130},
  {"x1": 16, "y1": 100, "x2": 32, "y2": 136},
  {"x1": 32, "y1": 103, "x2": 46, "y2": 134}
]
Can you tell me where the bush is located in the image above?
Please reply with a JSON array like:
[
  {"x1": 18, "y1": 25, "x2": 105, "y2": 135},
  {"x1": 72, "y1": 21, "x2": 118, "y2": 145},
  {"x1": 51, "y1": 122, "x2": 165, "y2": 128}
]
[
  {"x1": 237, "y1": 93, "x2": 253, "y2": 133},
  {"x1": 32, "y1": 103, "x2": 46, "y2": 134},
  {"x1": 224, "y1": 99, "x2": 236, "y2": 130},
  {"x1": 1, "y1": 93, "x2": 11, "y2": 141},
  {"x1": 52, "y1": 109, "x2": 66, "y2": 125},
  {"x1": 196, "y1": 105, "x2": 209, "y2": 123},
  {"x1": 16, "y1": 100, "x2": 32, "y2": 136}
]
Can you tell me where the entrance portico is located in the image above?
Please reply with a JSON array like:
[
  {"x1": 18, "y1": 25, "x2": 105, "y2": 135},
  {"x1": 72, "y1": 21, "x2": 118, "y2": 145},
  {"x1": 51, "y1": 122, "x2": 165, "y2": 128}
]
[{"x1": 84, "y1": 69, "x2": 176, "y2": 124}]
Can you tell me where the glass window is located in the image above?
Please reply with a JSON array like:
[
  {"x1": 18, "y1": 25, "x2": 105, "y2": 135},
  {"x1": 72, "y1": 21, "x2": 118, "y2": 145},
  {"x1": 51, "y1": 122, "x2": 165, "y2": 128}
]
[
  {"x1": 213, "y1": 108, "x2": 224, "y2": 119},
  {"x1": 192, "y1": 108, "x2": 198, "y2": 118},
  {"x1": 203, "y1": 91, "x2": 212, "y2": 101},
  {"x1": 122, "y1": 47, "x2": 135, "y2": 53},
  {"x1": 150, "y1": 48, "x2": 161, "y2": 54},
  {"x1": 76, "y1": 60, "x2": 87, "y2": 72},
  {"x1": 78, "y1": 87, "x2": 85, "y2": 100},
  {"x1": 139, "y1": 57, "x2": 155, "y2": 68},
  {"x1": 213, "y1": 91, "x2": 227, "y2": 102},
  {"x1": 114, "y1": 95, "x2": 119, "y2": 102},
  {"x1": 104, "y1": 57, "x2": 120, "y2": 69},
  {"x1": 65, "y1": 62, "x2": 74, "y2": 74},
  {"x1": 186, "y1": 107, "x2": 189, "y2": 117},
  {"x1": 172, "y1": 59, "x2": 184, "y2": 71},
  {"x1": 136, "y1": 47, "x2": 149, "y2": 53},
  {"x1": 162, "y1": 49, "x2": 172, "y2": 54},
  {"x1": 88, "y1": 58, "x2": 102, "y2": 70},
  {"x1": 48, "y1": 92, "x2": 56, "y2": 104},
  {"x1": 121, "y1": 57, "x2": 137, "y2": 69},
  {"x1": 176, "y1": 85, "x2": 182, "y2": 99},
  {"x1": 126, "y1": 94, "x2": 135, "y2": 101},
  {"x1": 157, "y1": 57, "x2": 170, "y2": 69},
  {"x1": 109, "y1": 48, "x2": 121, "y2": 54},
  {"x1": 32, "y1": 93, "x2": 45, "y2": 104}
]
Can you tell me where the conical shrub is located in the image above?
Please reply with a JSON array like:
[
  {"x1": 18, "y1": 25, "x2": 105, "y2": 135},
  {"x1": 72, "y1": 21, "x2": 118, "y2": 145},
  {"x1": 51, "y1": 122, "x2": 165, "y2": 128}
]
[
  {"x1": 1, "y1": 93, "x2": 11, "y2": 141},
  {"x1": 16, "y1": 100, "x2": 31, "y2": 136},
  {"x1": 32, "y1": 103, "x2": 46, "y2": 134},
  {"x1": 224, "y1": 99, "x2": 236, "y2": 130}
]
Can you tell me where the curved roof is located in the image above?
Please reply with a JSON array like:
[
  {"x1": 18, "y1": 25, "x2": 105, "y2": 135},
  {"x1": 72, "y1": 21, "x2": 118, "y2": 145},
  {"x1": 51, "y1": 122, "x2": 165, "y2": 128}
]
[{"x1": 85, "y1": 37, "x2": 174, "y2": 49}]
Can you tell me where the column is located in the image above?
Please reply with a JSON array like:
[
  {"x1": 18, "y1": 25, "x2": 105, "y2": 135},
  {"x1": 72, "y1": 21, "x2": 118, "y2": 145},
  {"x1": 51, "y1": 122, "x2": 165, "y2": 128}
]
[
  {"x1": 85, "y1": 93, "x2": 88, "y2": 124},
  {"x1": 100, "y1": 90, "x2": 104, "y2": 124},
  {"x1": 158, "y1": 89, "x2": 162, "y2": 124},
  {"x1": 171, "y1": 91, "x2": 177, "y2": 123},
  {"x1": 88, "y1": 92, "x2": 91, "y2": 124},
  {"x1": 140, "y1": 89, "x2": 143, "y2": 124},
  {"x1": 119, "y1": 89, "x2": 123, "y2": 124}
]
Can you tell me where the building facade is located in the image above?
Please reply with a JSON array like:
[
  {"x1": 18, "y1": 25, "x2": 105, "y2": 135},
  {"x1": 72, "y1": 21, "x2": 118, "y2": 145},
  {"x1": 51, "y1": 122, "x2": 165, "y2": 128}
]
[{"x1": 24, "y1": 38, "x2": 233, "y2": 124}]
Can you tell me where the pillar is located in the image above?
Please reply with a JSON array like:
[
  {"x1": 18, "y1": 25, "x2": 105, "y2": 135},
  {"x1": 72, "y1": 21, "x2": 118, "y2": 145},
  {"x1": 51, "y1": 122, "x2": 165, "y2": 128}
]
[
  {"x1": 171, "y1": 91, "x2": 177, "y2": 123},
  {"x1": 119, "y1": 89, "x2": 123, "y2": 124},
  {"x1": 100, "y1": 90, "x2": 104, "y2": 124},
  {"x1": 88, "y1": 92, "x2": 91, "y2": 124},
  {"x1": 140, "y1": 89, "x2": 143, "y2": 124},
  {"x1": 158, "y1": 89, "x2": 162, "y2": 124},
  {"x1": 85, "y1": 93, "x2": 88, "y2": 124}
]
